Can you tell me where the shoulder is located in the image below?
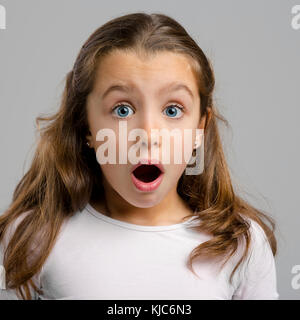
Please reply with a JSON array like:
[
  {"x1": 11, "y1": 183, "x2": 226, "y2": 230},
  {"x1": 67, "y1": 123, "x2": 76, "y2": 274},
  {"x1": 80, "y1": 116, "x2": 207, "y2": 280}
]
[
  {"x1": 242, "y1": 217, "x2": 273, "y2": 255},
  {"x1": 0, "y1": 210, "x2": 34, "y2": 294},
  {"x1": 236, "y1": 215, "x2": 276, "y2": 280},
  {"x1": 232, "y1": 216, "x2": 279, "y2": 299}
]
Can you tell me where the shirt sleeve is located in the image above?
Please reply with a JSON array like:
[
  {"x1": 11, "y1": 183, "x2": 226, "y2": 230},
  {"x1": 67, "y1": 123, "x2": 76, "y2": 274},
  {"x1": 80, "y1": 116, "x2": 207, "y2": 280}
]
[
  {"x1": 232, "y1": 219, "x2": 280, "y2": 300},
  {"x1": 0, "y1": 243, "x2": 22, "y2": 299},
  {"x1": 0, "y1": 212, "x2": 40, "y2": 300}
]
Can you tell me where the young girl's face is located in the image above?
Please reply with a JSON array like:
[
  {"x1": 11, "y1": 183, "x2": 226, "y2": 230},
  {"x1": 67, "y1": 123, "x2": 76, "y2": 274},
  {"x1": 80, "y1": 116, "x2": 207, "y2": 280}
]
[{"x1": 86, "y1": 49, "x2": 204, "y2": 208}]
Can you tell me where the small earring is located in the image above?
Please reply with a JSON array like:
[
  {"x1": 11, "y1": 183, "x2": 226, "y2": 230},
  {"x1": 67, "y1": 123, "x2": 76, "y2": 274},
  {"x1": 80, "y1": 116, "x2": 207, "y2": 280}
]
[
  {"x1": 192, "y1": 147, "x2": 196, "y2": 157},
  {"x1": 192, "y1": 140, "x2": 199, "y2": 156},
  {"x1": 86, "y1": 141, "x2": 90, "y2": 147}
]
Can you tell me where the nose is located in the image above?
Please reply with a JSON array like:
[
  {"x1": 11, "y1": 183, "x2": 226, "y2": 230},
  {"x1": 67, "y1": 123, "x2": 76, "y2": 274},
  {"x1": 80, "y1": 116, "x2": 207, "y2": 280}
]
[{"x1": 138, "y1": 109, "x2": 162, "y2": 152}]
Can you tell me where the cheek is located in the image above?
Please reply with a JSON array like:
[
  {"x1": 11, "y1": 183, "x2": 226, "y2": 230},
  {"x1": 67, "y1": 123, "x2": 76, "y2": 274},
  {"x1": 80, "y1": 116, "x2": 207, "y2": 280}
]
[
  {"x1": 86, "y1": 106, "x2": 117, "y2": 146},
  {"x1": 100, "y1": 164, "x2": 114, "y2": 177},
  {"x1": 100, "y1": 163, "x2": 125, "y2": 185},
  {"x1": 91, "y1": 123, "x2": 120, "y2": 153},
  {"x1": 166, "y1": 129, "x2": 195, "y2": 165}
]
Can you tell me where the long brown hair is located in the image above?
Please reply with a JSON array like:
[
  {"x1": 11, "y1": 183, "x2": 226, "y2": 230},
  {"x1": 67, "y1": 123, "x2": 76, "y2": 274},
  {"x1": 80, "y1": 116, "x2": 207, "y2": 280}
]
[{"x1": 0, "y1": 12, "x2": 276, "y2": 299}]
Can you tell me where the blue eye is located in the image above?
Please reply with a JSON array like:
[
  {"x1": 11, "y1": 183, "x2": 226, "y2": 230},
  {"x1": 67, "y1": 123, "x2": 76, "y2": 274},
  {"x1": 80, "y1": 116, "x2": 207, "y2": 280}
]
[
  {"x1": 112, "y1": 102, "x2": 184, "y2": 119},
  {"x1": 112, "y1": 103, "x2": 134, "y2": 118},
  {"x1": 163, "y1": 104, "x2": 184, "y2": 119}
]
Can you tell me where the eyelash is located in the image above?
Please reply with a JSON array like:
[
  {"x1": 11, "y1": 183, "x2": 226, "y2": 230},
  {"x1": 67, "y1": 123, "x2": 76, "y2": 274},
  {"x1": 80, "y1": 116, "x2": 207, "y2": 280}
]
[{"x1": 111, "y1": 101, "x2": 185, "y2": 119}]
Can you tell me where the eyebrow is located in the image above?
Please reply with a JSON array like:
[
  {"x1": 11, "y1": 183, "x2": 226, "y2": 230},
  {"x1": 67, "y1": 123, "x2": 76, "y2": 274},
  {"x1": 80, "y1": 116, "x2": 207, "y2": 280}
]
[{"x1": 101, "y1": 81, "x2": 195, "y2": 100}]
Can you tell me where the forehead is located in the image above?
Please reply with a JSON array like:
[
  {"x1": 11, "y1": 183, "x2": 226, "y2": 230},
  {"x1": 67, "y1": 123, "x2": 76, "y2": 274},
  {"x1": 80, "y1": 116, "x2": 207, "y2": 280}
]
[{"x1": 93, "y1": 50, "x2": 199, "y2": 91}]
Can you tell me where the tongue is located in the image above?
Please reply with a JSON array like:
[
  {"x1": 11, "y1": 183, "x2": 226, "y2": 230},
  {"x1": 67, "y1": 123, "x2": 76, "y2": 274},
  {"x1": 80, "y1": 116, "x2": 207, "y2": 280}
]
[{"x1": 133, "y1": 165, "x2": 161, "y2": 183}]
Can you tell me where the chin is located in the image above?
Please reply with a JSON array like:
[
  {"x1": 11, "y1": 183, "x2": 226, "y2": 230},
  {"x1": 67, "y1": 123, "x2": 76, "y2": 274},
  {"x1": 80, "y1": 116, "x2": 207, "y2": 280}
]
[{"x1": 124, "y1": 191, "x2": 165, "y2": 208}]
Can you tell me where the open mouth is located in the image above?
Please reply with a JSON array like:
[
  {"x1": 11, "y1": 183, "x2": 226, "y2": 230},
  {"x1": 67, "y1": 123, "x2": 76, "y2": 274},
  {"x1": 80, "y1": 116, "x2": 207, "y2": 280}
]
[
  {"x1": 130, "y1": 160, "x2": 165, "y2": 192},
  {"x1": 132, "y1": 164, "x2": 162, "y2": 183}
]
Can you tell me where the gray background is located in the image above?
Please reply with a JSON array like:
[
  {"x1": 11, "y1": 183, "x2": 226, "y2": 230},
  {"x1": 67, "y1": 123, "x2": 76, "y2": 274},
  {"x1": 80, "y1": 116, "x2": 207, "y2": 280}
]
[{"x1": 0, "y1": 0, "x2": 299, "y2": 299}]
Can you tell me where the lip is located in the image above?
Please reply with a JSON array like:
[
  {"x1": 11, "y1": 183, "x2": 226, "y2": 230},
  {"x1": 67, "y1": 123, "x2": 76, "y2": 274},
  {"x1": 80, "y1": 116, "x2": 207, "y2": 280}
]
[
  {"x1": 130, "y1": 158, "x2": 165, "y2": 192},
  {"x1": 131, "y1": 171, "x2": 164, "y2": 192},
  {"x1": 130, "y1": 158, "x2": 165, "y2": 174}
]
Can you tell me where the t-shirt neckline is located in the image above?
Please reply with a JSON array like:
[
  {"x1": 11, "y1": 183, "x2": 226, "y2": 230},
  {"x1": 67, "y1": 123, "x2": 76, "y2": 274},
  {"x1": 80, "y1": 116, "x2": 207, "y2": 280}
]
[{"x1": 85, "y1": 203, "x2": 198, "y2": 232}]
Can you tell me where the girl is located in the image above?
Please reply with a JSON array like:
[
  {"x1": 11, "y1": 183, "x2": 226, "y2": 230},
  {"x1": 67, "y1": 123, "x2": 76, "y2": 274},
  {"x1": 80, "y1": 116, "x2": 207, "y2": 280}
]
[{"x1": 0, "y1": 12, "x2": 279, "y2": 300}]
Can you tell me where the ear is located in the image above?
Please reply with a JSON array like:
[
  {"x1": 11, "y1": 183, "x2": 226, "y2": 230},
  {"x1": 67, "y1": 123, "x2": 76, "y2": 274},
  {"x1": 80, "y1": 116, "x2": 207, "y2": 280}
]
[
  {"x1": 198, "y1": 107, "x2": 212, "y2": 130},
  {"x1": 195, "y1": 107, "x2": 212, "y2": 148}
]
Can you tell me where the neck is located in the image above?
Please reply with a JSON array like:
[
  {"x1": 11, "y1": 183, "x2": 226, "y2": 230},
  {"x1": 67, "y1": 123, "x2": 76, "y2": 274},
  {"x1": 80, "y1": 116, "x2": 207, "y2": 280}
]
[{"x1": 91, "y1": 177, "x2": 194, "y2": 226}]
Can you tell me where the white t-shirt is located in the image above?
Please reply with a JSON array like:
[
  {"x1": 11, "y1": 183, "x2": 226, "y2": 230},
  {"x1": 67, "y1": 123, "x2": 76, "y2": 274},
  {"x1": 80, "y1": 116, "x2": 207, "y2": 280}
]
[{"x1": 0, "y1": 203, "x2": 279, "y2": 300}]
